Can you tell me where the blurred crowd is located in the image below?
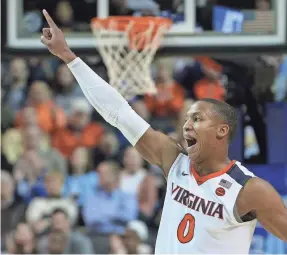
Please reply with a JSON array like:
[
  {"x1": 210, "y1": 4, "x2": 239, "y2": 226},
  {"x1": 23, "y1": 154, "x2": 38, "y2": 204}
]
[{"x1": 1, "y1": 52, "x2": 286, "y2": 254}]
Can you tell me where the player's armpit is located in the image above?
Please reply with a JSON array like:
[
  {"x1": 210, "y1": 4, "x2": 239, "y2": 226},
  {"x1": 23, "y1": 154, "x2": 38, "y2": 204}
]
[
  {"x1": 135, "y1": 127, "x2": 183, "y2": 177},
  {"x1": 237, "y1": 177, "x2": 287, "y2": 242}
]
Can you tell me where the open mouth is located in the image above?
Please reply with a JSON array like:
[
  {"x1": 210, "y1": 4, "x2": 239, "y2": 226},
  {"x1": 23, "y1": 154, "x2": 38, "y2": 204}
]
[{"x1": 186, "y1": 137, "x2": 197, "y2": 148}]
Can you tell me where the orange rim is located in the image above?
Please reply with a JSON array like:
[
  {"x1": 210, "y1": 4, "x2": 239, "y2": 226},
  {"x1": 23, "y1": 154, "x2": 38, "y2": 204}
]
[
  {"x1": 91, "y1": 16, "x2": 172, "y2": 32},
  {"x1": 91, "y1": 16, "x2": 172, "y2": 50}
]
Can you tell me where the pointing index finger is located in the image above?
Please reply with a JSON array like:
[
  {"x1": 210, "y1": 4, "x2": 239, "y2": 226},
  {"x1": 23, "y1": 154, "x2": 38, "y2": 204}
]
[{"x1": 43, "y1": 9, "x2": 58, "y2": 28}]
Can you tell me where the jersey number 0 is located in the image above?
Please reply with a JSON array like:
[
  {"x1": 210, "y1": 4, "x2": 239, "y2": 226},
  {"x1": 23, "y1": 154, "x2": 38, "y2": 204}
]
[{"x1": 177, "y1": 213, "x2": 195, "y2": 243}]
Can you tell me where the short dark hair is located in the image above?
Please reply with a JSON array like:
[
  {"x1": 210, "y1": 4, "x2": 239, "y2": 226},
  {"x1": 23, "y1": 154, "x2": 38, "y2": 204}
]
[
  {"x1": 51, "y1": 208, "x2": 69, "y2": 219},
  {"x1": 198, "y1": 98, "x2": 238, "y2": 142}
]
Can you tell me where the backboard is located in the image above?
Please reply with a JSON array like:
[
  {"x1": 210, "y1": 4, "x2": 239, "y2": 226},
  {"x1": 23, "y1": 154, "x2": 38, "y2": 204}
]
[{"x1": 3, "y1": 0, "x2": 287, "y2": 55}]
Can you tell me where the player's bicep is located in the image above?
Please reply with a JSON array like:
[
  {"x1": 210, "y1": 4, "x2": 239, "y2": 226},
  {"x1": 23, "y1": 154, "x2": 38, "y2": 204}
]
[
  {"x1": 241, "y1": 178, "x2": 287, "y2": 241},
  {"x1": 257, "y1": 202, "x2": 287, "y2": 242},
  {"x1": 135, "y1": 127, "x2": 183, "y2": 177},
  {"x1": 256, "y1": 185, "x2": 287, "y2": 241}
]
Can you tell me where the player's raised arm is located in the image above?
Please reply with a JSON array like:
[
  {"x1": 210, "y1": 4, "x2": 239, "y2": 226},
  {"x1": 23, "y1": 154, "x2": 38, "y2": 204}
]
[
  {"x1": 237, "y1": 177, "x2": 287, "y2": 242},
  {"x1": 40, "y1": 10, "x2": 182, "y2": 177}
]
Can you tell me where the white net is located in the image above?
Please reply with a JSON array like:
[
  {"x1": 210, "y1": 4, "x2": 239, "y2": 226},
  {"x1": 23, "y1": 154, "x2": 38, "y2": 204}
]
[{"x1": 91, "y1": 17, "x2": 171, "y2": 100}]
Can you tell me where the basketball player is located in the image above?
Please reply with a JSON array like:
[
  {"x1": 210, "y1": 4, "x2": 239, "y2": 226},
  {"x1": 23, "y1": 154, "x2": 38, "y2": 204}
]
[{"x1": 40, "y1": 10, "x2": 287, "y2": 254}]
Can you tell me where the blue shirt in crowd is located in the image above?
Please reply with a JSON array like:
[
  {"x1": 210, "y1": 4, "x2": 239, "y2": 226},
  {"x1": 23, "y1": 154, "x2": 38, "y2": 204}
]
[
  {"x1": 18, "y1": 170, "x2": 98, "y2": 205},
  {"x1": 64, "y1": 172, "x2": 98, "y2": 206},
  {"x1": 17, "y1": 169, "x2": 48, "y2": 203},
  {"x1": 82, "y1": 186, "x2": 138, "y2": 235}
]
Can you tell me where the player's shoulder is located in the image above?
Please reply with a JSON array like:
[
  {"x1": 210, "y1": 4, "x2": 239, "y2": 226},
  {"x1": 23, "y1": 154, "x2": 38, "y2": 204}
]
[
  {"x1": 167, "y1": 151, "x2": 190, "y2": 177},
  {"x1": 223, "y1": 161, "x2": 256, "y2": 187},
  {"x1": 173, "y1": 151, "x2": 189, "y2": 165}
]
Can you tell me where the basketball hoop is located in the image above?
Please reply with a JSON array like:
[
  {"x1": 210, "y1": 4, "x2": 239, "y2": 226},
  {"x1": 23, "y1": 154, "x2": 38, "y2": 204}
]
[{"x1": 91, "y1": 16, "x2": 172, "y2": 100}]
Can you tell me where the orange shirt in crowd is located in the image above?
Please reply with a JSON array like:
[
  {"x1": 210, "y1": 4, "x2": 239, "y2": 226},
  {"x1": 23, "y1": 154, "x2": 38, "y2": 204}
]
[
  {"x1": 194, "y1": 78, "x2": 226, "y2": 101},
  {"x1": 145, "y1": 81, "x2": 184, "y2": 117},
  {"x1": 15, "y1": 101, "x2": 66, "y2": 134},
  {"x1": 193, "y1": 57, "x2": 226, "y2": 101},
  {"x1": 195, "y1": 56, "x2": 223, "y2": 73},
  {"x1": 52, "y1": 123, "x2": 104, "y2": 158}
]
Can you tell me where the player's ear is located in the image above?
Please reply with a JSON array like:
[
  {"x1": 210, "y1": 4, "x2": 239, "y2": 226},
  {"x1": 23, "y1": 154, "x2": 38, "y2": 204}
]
[{"x1": 217, "y1": 124, "x2": 229, "y2": 139}]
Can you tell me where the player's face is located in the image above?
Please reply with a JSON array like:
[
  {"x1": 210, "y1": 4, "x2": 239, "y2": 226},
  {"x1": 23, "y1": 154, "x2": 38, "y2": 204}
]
[{"x1": 183, "y1": 101, "x2": 223, "y2": 161}]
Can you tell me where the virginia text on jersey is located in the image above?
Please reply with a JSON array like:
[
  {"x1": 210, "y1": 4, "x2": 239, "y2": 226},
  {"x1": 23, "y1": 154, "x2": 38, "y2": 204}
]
[{"x1": 172, "y1": 183, "x2": 224, "y2": 219}]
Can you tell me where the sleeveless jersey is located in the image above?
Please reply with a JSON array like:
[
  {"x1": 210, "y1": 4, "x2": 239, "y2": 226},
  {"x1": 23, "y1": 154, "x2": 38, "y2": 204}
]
[{"x1": 155, "y1": 153, "x2": 257, "y2": 254}]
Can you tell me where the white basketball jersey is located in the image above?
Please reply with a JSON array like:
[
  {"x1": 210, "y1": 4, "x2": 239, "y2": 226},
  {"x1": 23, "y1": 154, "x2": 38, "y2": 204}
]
[{"x1": 155, "y1": 153, "x2": 257, "y2": 254}]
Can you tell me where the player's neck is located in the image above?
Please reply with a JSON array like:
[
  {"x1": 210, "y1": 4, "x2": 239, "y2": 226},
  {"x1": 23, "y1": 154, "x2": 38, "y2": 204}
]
[
  {"x1": 193, "y1": 149, "x2": 231, "y2": 177},
  {"x1": 193, "y1": 157, "x2": 231, "y2": 176}
]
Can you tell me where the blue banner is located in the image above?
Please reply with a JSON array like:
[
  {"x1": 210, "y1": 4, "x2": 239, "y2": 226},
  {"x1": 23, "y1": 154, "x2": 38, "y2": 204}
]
[
  {"x1": 213, "y1": 6, "x2": 244, "y2": 33},
  {"x1": 266, "y1": 103, "x2": 287, "y2": 164}
]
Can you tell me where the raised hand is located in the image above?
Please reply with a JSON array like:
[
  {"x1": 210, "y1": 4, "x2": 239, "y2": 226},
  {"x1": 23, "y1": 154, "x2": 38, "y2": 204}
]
[{"x1": 41, "y1": 9, "x2": 76, "y2": 63}]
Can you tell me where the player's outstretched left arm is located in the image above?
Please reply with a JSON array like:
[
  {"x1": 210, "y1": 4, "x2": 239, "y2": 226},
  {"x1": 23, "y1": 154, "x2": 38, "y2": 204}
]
[
  {"x1": 40, "y1": 10, "x2": 182, "y2": 177},
  {"x1": 238, "y1": 178, "x2": 287, "y2": 241}
]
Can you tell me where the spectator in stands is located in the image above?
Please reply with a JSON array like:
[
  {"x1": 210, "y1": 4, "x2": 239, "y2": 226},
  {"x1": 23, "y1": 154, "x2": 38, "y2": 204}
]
[
  {"x1": 256, "y1": 0, "x2": 271, "y2": 10},
  {"x1": 65, "y1": 147, "x2": 98, "y2": 206},
  {"x1": 110, "y1": 0, "x2": 160, "y2": 16},
  {"x1": 37, "y1": 208, "x2": 94, "y2": 254},
  {"x1": 145, "y1": 61, "x2": 184, "y2": 131},
  {"x1": 120, "y1": 147, "x2": 157, "y2": 221},
  {"x1": 82, "y1": 161, "x2": 138, "y2": 253},
  {"x1": 28, "y1": 58, "x2": 50, "y2": 83},
  {"x1": 131, "y1": 99, "x2": 151, "y2": 121},
  {"x1": 15, "y1": 80, "x2": 66, "y2": 134},
  {"x1": 20, "y1": 106, "x2": 38, "y2": 126},
  {"x1": 26, "y1": 170, "x2": 78, "y2": 235},
  {"x1": 123, "y1": 220, "x2": 152, "y2": 253},
  {"x1": 5, "y1": 223, "x2": 37, "y2": 254},
  {"x1": 2, "y1": 107, "x2": 40, "y2": 165},
  {"x1": 52, "y1": 98, "x2": 103, "y2": 158},
  {"x1": 13, "y1": 125, "x2": 67, "y2": 202},
  {"x1": 15, "y1": 121, "x2": 65, "y2": 172},
  {"x1": 110, "y1": 220, "x2": 151, "y2": 254},
  {"x1": 1, "y1": 171, "x2": 26, "y2": 251},
  {"x1": 93, "y1": 131, "x2": 121, "y2": 168},
  {"x1": 110, "y1": 0, "x2": 134, "y2": 15},
  {"x1": 45, "y1": 230, "x2": 67, "y2": 254},
  {"x1": 54, "y1": 0, "x2": 75, "y2": 32},
  {"x1": 3, "y1": 58, "x2": 29, "y2": 113},
  {"x1": 54, "y1": 63, "x2": 87, "y2": 115}
]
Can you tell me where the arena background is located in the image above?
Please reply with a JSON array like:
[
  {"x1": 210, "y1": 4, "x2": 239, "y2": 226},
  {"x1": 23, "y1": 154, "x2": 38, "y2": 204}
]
[{"x1": 1, "y1": 0, "x2": 287, "y2": 254}]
